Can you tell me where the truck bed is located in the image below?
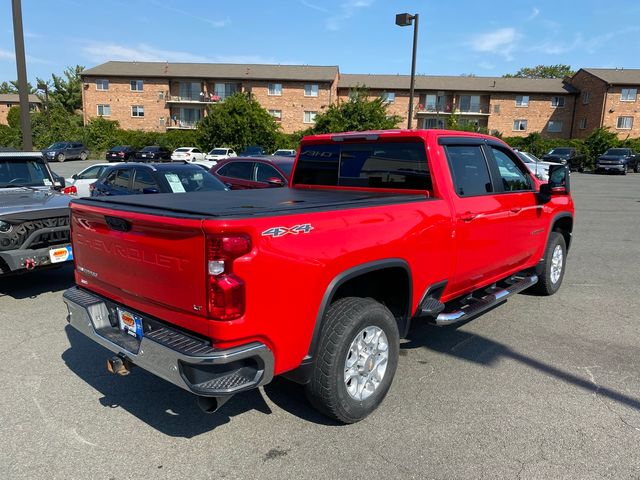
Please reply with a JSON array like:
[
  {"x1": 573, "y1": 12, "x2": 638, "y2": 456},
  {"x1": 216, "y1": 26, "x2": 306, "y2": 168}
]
[{"x1": 71, "y1": 188, "x2": 428, "y2": 219}]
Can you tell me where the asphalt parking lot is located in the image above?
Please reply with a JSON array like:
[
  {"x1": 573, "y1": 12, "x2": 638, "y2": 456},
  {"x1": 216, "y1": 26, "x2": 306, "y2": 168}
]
[{"x1": 1, "y1": 172, "x2": 639, "y2": 479}]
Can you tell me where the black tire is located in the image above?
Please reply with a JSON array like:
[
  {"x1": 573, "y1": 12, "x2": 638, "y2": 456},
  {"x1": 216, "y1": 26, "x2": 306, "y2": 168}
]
[
  {"x1": 622, "y1": 168, "x2": 627, "y2": 176},
  {"x1": 305, "y1": 297, "x2": 399, "y2": 424},
  {"x1": 634, "y1": 163, "x2": 640, "y2": 173},
  {"x1": 56, "y1": 153, "x2": 65, "y2": 163},
  {"x1": 80, "y1": 151, "x2": 88, "y2": 161},
  {"x1": 532, "y1": 232, "x2": 567, "y2": 296}
]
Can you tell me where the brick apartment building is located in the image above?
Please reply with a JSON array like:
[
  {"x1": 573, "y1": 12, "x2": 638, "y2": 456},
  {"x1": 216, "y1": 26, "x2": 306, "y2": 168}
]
[
  {"x1": 55, "y1": 62, "x2": 639, "y2": 140},
  {"x1": 80, "y1": 62, "x2": 338, "y2": 134},
  {"x1": 0, "y1": 94, "x2": 41, "y2": 125}
]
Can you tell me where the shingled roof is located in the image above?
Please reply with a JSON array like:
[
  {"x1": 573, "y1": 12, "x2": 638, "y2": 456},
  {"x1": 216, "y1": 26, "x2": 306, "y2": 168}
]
[
  {"x1": 0, "y1": 94, "x2": 41, "y2": 103},
  {"x1": 81, "y1": 61, "x2": 339, "y2": 82},
  {"x1": 338, "y1": 74, "x2": 575, "y2": 94},
  {"x1": 580, "y1": 68, "x2": 640, "y2": 85}
]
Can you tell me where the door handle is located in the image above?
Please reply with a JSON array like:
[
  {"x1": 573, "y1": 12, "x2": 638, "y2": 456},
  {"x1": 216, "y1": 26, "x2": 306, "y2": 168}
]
[
  {"x1": 460, "y1": 212, "x2": 477, "y2": 222},
  {"x1": 510, "y1": 207, "x2": 522, "y2": 214}
]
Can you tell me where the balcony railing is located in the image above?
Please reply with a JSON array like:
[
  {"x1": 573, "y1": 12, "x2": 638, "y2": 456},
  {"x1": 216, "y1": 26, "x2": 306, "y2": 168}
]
[
  {"x1": 166, "y1": 120, "x2": 199, "y2": 130},
  {"x1": 166, "y1": 93, "x2": 238, "y2": 104},
  {"x1": 458, "y1": 104, "x2": 490, "y2": 114},
  {"x1": 418, "y1": 103, "x2": 452, "y2": 113}
]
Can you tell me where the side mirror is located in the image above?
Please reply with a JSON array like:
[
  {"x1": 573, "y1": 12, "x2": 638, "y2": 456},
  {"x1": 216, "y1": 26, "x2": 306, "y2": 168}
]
[
  {"x1": 142, "y1": 187, "x2": 160, "y2": 194},
  {"x1": 539, "y1": 164, "x2": 570, "y2": 202},
  {"x1": 71, "y1": 174, "x2": 78, "y2": 180},
  {"x1": 266, "y1": 177, "x2": 285, "y2": 187},
  {"x1": 52, "y1": 175, "x2": 65, "y2": 190}
]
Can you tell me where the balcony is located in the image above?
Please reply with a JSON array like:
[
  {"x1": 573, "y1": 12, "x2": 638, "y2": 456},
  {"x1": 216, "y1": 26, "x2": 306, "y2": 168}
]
[
  {"x1": 166, "y1": 120, "x2": 199, "y2": 130},
  {"x1": 417, "y1": 103, "x2": 452, "y2": 114},
  {"x1": 457, "y1": 104, "x2": 490, "y2": 115},
  {"x1": 166, "y1": 94, "x2": 226, "y2": 105}
]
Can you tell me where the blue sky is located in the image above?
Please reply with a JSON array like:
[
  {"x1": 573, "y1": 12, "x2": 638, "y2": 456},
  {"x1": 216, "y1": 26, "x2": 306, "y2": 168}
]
[{"x1": 1, "y1": 0, "x2": 639, "y2": 83}]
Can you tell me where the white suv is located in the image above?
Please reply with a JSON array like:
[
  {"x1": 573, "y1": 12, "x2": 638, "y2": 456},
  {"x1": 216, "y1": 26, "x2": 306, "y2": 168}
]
[
  {"x1": 171, "y1": 147, "x2": 205, "y2": 162},
  {"x1": 205, "y1": 148, "x2": 237, "y2": 161}
]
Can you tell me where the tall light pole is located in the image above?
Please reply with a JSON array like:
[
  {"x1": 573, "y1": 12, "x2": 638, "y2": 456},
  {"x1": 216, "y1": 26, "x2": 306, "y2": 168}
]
[
  {"x1": 395, "y1": 12, "x2": 419, "y2": 130},
  {"x1": 12, "y1": 0, "x2": 33, "y2": 151}
]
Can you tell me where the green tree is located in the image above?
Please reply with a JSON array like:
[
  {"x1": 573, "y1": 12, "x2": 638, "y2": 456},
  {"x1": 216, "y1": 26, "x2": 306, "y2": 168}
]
[
  {"x1": 42, "y1": 65, "x2": 84, "y2": 113},
  {"x1": 310, "y1": 87, "x2": 401, "y2": 134},
  {"x1": 0, "y1": 80, "x2": 36, "y2": 94},
  {"x1": 504, "y1": 65, "x2": 574, "y2": 79},
  {"x1": 197, "y1": 93, "x2": 280, "y2": 152},
  {"x1": 583, "y1": 127, "x2": 619, "y2": 167}
]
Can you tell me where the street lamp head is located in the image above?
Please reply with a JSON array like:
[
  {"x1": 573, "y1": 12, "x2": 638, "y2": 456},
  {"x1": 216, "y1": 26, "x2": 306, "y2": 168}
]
[{"x1": 395, "y1": 13, "x2": 414, "y2": 27}]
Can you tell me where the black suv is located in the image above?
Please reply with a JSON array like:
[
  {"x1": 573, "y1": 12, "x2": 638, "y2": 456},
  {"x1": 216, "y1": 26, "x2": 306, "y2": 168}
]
[
  {"x1": 595, "y1": 148, "x2": 639, "y2": 175},
  {"x1": 542, "y1": 147, "x2": 586, "y2": 172},
  {"x1": 106, "y1": 145, "x2": 137, "y2": 162},
  {"x1": 42, "y1": 142, "x2": 89, "y2": 163},
  {"x1": 0, "y1": 152, "x2": 73, "y2": 274},
  {"x1": 91, "y1": 162, "x2": 227, "y2": 196},
  {"x1": 134, "y1": 146, "x2": 171, "y2": 162}
]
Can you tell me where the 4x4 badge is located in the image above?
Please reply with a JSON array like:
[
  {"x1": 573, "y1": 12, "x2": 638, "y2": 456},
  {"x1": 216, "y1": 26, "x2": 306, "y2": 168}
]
[{"x1": 262, "y1": 224, "x2": 314, "y2": 238}]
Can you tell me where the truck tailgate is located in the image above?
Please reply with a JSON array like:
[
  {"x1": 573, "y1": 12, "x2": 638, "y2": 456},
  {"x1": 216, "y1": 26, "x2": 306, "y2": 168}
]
[{"x1": 71, "y1": 203, "x2": 207, "y2": 319}]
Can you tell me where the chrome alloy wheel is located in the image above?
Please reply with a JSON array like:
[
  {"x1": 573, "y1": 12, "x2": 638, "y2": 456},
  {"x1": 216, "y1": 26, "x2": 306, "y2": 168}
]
[
  {"x1": 344, "y1": 326, "x2": 389, "y2": 401},
  {"x1": 550, "y1": 244, "x2": 563, "y2": 284}
]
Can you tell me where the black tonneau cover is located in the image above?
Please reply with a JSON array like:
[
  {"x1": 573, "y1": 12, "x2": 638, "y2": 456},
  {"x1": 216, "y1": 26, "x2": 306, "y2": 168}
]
[{"x1": 72, "y1": 188, "x2": 428, "y2": 219}]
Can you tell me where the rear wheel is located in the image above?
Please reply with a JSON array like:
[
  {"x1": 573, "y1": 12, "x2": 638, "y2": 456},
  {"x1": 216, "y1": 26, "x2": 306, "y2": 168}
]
[
  {"x1": 532, "y1": 232, "x2": 567, "y2": 296},
  {"x1": 305, "y1": 297, "x2": 399, "y2": 424}
]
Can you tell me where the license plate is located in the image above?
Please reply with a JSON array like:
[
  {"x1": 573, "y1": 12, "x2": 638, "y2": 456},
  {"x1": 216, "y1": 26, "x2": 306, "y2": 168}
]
[
  {"x1": 117, "y1": 308, "x2": 144, "y2": 339},
  {"x1": 141, "y1": 154, "x2": 147, "y2": 158},
  {"x1": 49, "y1": 246, "x2": 73, "y2": 263}
]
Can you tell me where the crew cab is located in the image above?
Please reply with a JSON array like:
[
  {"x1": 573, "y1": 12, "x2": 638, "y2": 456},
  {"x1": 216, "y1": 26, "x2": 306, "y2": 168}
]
[{"x1": 63, "y1": 130, "x2": 574, "y2": 423}]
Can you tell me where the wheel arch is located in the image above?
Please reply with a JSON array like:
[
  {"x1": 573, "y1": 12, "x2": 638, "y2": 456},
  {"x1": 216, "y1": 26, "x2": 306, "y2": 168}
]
[
  {"x1": 551, "y1": 212, "x2": 573, "y2": 251},
  {"x1": 284, "y1": 259, "x2": 412, "y2": 384}
]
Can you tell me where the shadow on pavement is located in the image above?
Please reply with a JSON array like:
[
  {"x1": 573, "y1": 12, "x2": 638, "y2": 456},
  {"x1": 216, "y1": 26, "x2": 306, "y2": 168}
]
[
  {"x1": 404, "y1": 322, "x2": 640, "y2": 411},
  {"x1": 0, "y1": 263, "x2": 75, "y2": 299},
  {"x1": 62, "y1": 325, "x2": 336, "y2": 436}
]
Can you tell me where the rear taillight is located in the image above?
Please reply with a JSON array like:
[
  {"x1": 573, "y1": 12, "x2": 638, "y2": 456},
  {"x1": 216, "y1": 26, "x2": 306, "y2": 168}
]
[
  {"x1": 118, "y1": 152, "x2": 125, "y2": 157},
  {"x1": 206, "y1": 234, "x2": 251, "y2": 320},
  {"x1": 63, "y1": 185, "x2": 77, "y2": 195}
]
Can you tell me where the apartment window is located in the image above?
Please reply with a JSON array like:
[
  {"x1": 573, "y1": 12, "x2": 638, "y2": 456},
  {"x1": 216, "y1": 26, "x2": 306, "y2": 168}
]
[
  {"x1": 493, "y1": 104, "x2": 501, "y2": 114},
  {"x1": 551, "y1": 96, "x2": 565, "y2": 107},
  {"x1": 304, "y1": 84, "x2": 319, "y2": 97},
  {"x1": 459, "y1": 95, "x2": 481, "y2": 112},
  {"x1": 382, "y1": 91, "x2": 396, "y2": 104},
  {"x1": 547, "y1": 121, "x2": 563, "y2": 132},
  {"x1": 579, "y1": 118, "x2": 587, "y2": 130},
  {"x1": 513, "y1": 119, "x2": 527, "y2": 131},
  {"x1": 617, "y1": 116, "x2": 634, "y2": 129},
  {"x1": 515, "y1": 95, "x2": 529, "y2": 107},
  {"x1": 303, "y1": 111, "x2": 317, "y2": 124},
  {"x1": 97, "y1": 104, "x2": 110, "y2": 116},
  {"x1": 268, "y1": 83, "x2": 282, "y2": 96},
  {"x1": 268, "y1": 109, "x2": 282, "y2": 121},
  {"x1": 424, "y1": 118, "x2": 445, "y2": 129},
  {"x1": 621, "y1": 88, "x2": 637, "y2": 102},
  {"x1": 582, "y1": 91, "x2": 590, "y2": 104},
  {"x1": 130, "y1": 80, "x2": 144, "y2": 91},
  {"x1": 96, "y1": 79, "x2": 109, "y2": 91},
  {"x1": 131, "y1": 105, "x2": 144, "y2": 117}
]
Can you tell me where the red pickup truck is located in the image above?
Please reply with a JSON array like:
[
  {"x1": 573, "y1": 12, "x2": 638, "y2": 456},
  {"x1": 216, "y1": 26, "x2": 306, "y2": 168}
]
[{"x1": 63, "y1": 129, "x2": 574, "y2": 423}]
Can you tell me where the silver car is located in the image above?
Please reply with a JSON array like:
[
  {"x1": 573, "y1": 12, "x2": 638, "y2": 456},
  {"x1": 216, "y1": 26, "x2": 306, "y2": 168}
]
[{"x1": 516, "y1": 151, "x2": 553, "y2": 181}]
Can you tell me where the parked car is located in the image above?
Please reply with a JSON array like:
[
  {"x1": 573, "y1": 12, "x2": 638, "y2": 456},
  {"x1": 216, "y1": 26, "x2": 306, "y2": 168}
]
[
  {"x1": 171, "y1": 147, "x2": 206, "y2": 162},
  {"x1": 0, "y1": 152, "x2": 73, "y2": 274},
  {"x1": 595, "y1": 148, "x2": 640, "y2": 174},
  {"x1": 91, "y1": 162, "x2": 227, "y2": 196},
  {"x1": 515, "y1": 151, "x2": 552, "y2": 181},
  {"x1": 63, "y1": 163, "x2": 112, "y2": 197},
  {"x1": 106, "y1": 145, "x2": 137, "y2": 162},
  {"x1": 64, "y1": 129, "x2": 574, "y2": 423},
  {"x1": 542, "y1": 147, "x2": 585, "y2": 172},
  {"x1": 211, "y1": 156, "x2": 294, "y2": 189},
  {"x1": 42, "y1": 142, "x2": 89, "y2": 163},
  {"x1": 271, "y1": 149, "x2": 297, "y2": 157},
  {"x1": 205, "y1": 148, "x2": 237, "y2": 162},
  {"x1": 134, "y1": 146, "x2": 171, "y2": 162},
  {"x1": 238, "y1": 145, "x2": 265, "y2": 157}
]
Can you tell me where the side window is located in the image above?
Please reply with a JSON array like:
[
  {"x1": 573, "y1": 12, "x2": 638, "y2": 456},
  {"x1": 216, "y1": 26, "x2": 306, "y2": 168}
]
[
  {"x1": 490, "y1": 147, "x2": 533, "y2": 192},
  {"x1": 193, "y1": 149, "x2": 201, "y2": 154},
  {"x1": 113, "y1": 169, "x2": 132, "y2": 189},
  {"x1": 256, "y1": 163, "x2": 283, "y2": 183},
  {"x1": 103, "y1": 170, "x2": 118, "y2": 186},
  {"x1": 445, "y1": 145, "x2": 493, "y2": 196},
  {"x1": 77, "y1": 166, "x2": 103, "y2": 180},
  {"x1": 217, "y1": 162, "x2": 254, "y2": 180},
  {"x1": 132, "y1": 169, "x2": 160, "y2": 193}
]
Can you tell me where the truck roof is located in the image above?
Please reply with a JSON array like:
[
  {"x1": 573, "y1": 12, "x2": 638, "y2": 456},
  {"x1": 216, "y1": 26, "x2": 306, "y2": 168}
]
[{"x1": 301, "y1": 128, "x2": 499, "y2": 143}]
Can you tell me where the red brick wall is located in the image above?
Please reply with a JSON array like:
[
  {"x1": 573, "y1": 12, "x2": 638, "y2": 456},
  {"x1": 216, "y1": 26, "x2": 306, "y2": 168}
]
[
  {"x1": 602, "y1": 85, "x2": 640, "y2": 138},
  {"x1": 569, "y1": 70, "x2": 608, "y2": 138}
]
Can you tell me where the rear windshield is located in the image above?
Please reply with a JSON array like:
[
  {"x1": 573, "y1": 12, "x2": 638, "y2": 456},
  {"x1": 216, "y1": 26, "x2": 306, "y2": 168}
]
[
  {"x1": 293, "y1": 141, "x2": 431, "y2": 190},
  {"x1": 111, "y1": 145, "x2": 129, "y2": 152},
  {"x1": 175, "y1": 148, "x2": 190, "y2": 152},
  {"x1": 160, "y1": 167, "x2": 226, "y2": 193},
  {"x1": 209, "y1": 149, "x2": 227, "y2": 155},
  {"x1": 141, "y1": 146, "x2": 159, "y2": 152},
  {"x1": 549, "y1": 148, "x2": 572, "y2": 154}
]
